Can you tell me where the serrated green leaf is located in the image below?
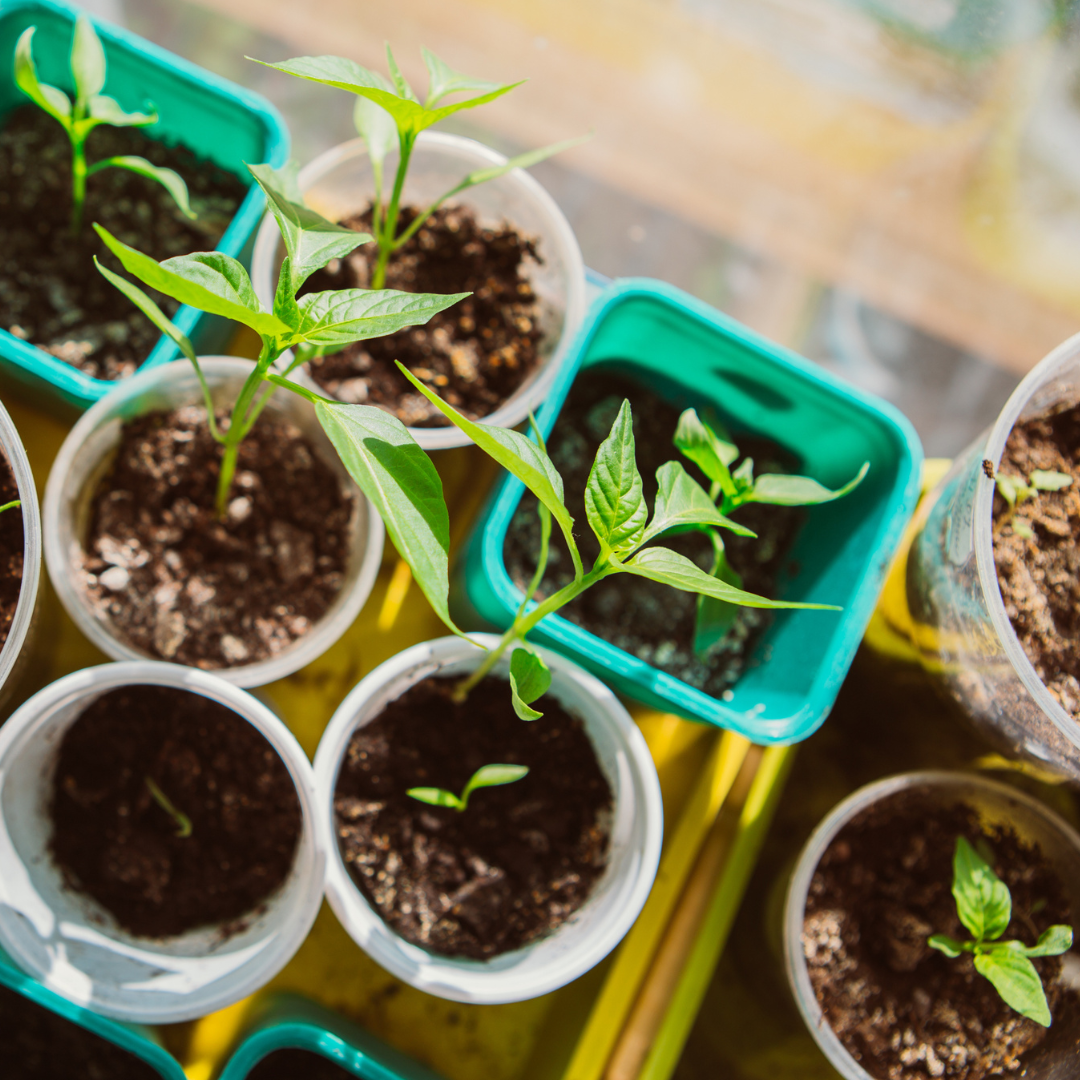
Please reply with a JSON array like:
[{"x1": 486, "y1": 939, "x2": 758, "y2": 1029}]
[
  {"x1": 953, "y1": 837, "x2": 1012, "y2": 942},
  {"x1": 422, "y1": 46, "x2": 505, "y2": 106},
  {"x1": 1030, "y1": 470, "x2": 1072, "y2": 492},
  {"x1": 92, "y1": 156, "x2": 194, "y2": 218},
  {"x1": 14, "y1": 28, "x2": 72, "y2": 126},
  {"x1": 407, "y1": 787, "x2": 463, "y2": 810},
  {"x1": 748, "y1": 462, "x2": 869, "y2": 507},
  {"x1": 927, "y1": 933, "x2": 967, "y2": 958},
  {"x1": 974, "y1": 949, "x2": 1052, "y2": 1026},
  {"x1": 1020, "y1": 925, "x2": 1073, "y2": 958},
  {"x1": 70, "y1": 15, "x2": 106, "y2": 105},
  {"x1": 642, "y1": 461, "x2": 756, "y2": 545},
  {"x1": 674, "y1": 409, "x2": 738, "y2": 495},
  {"x1": 86, "y1": 93, "x2": 156, "y2": 127},
  {"x1": 509, "y1": 648, "x2": 551, "y2": 720},
  {"x1": 296, "y1": 288, "x2": 466, "y2": 348},
  {"x1": 462, "y1": 764, "x2": 530, "y2": 802},
  {"x1": 585, "y1": 400, "x2": 647, "y2": 556}
]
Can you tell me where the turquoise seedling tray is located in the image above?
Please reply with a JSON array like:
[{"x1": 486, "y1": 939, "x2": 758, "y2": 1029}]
[
  {"x1": 457, "y1": 278, "x2": 923, "y2": 743},
  {"x1": 0, "y1": 0, "x2": 289, "y2": 418},
  {"x1": 0, "y1": 948, "x2": 186, "y2": 1078}
]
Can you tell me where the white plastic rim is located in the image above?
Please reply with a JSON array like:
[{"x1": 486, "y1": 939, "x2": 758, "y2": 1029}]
[
  {"x1": 783, "y1": 771, "x2": 1080, "y2": 1080},
  {"x1": 42, "y1": 358, "x2": 385, "y2": 688},
  {"x1": 0, "y1": 661, "x2": 326, "y2": 1023},
  {"x1": 251, "y1": 132, "x2": 587, "y2": 450},
  {"x1": 0, "y1": 397, "x2": 40, "y2": 698},
  {"x1": 313, "y1": 634, "x2": 663, "y2": 1004}
]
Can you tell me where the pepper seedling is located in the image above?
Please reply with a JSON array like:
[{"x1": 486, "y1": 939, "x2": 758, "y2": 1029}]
[
  {"x1": 408, "y1": 763, "x2": 529, "y2": 812},
  {"x1": 145, "y1": 776, "x2": 192, "y2": 839},
  {"x1": 15, "y1": 15, "x2": 195, "y2": 233},
  {"x1": 250, "y1": 46, "x2": 587, "y2": 289},
  {"x1": 674, "y1": 409, "x2": 868, "y2": 654},
  {"x1": 927, "y1": 836, "x2": 1073, "y2": 1027},
  {"x1": 93, "y1": 160, "x2": 467, "y2": 519},
  {"x1": 983, "y1": 459, "x2": 1072, "y2": 540}
]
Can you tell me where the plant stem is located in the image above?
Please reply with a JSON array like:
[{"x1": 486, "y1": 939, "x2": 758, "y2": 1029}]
[
  {"x1": 214, "y1": 349, "x2": 274, "y2": 519},
  {"x1": 70, "y1": 135, "x2": 87, "y2": 234},
  {"x1": 372, "y1": 135, "x2": 414, "y2": 290},
  {"x1": 0, "y1": 500, "x2": 20, "y2": 515}
]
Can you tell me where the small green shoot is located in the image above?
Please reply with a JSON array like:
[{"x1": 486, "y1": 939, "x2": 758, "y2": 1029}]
[
  {"x1": 15, "y1": 16, "x2": 195, "y2": 233},
  {"x1": 145, "y1": 776, "x2": 192, "y2": 838},
  {"x1": 0, "y1": 500, "x2": 20, "y2": 515},
  {"x1": 250, "y1": 47, "x2": 588, "y2": 289},
  {"x1": 983, "y1": 459, "x2": 1072, "y2": 540},
  {"x1": 927, "y1": 837, "x2": 1073, "y2": 1027},
  {"x1": 408, "y1": 763, "x2": 530, "y2": 812}
]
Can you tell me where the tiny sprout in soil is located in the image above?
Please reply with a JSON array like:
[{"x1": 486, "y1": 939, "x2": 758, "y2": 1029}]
[
  {"x1": 15, "y1": 15, "x2": 195, "y2": 234},
  {"x1": 927, "y1": 836, "x2": 1073, "y2": 1027},
  {"x1": 408, "y1": 763, "x2": 530, "y2": 811},
  {"x1": 0, "y1": 500, "x2": 20, "y2": 515},
  {"x1": 144, "y1": 776, "x2": 192, "y2": 838},
  {"x1": 251, "y1": 46, "x2": 588, "y2": 290},
  {"x1": 984, "y1": 458, "x2": 1073, "y2": 539}
]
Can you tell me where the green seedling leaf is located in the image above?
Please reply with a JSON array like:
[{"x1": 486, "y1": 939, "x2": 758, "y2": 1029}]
[
  {"x1": 974, "y1": 949, "x2": 1052, "y2": 1027},
  {"x1": 422, "y1": 46, "x2": 504, "y2": 105},
  {"x1": 409, "y1": 763, "x2": 529, "y2": 813},
  {"x1": 1020, "y1": 925, "x2": 1074, "y2": 958},
  {"x1": 927, "y1": 934, "x2": 967, "y2": 958},
  {"x1": 509, "y1": 648, "x2": 551, "y2": 720},
  {"x1": 86, "y1": 93, "x2": 156, "y2": 127},
  {"x1": 1030, "y1": 470, "x2": 1072, "y2": 492},
  {"x1": 297, "y1": 288, "x2": 467, "y2": 348},
  {"x1": 91, "y1": 156, "x2": 194, "y2": 218},
  {"x1": 585, "y1": 399, "x2": 648, "y2": 556},
  {"x1": 145, "y1": 777, "x2": 192, "y2": 839},
  {"x1": 953, "y1": 837, "x2": 1012, "y2": 941},
  {"x1": 407, "y1": 787, "x2": 463, "y2": 811},
  {"x1": 694, "y1": 533, "x2": 743, "y2": 655},
  {"x1": 624, "y1": 546, "x2": 839, "y2": 610},
  {"x1": 1013, "y1": 519, "x2": 1034, "y2": 540},
  {"x1": 70, "y1": 15, "x2": 106, "y2": 105},
  {"x1": 385, "y1": 45, "x2": 418, "y2": 102},
  {"x1": 733, "y1": 456, "x2": 754, "y2": 488},
  {"x1": 995, "y1": 473, "x2": 1029, "y2": 508},
  {"x1": 748, "y1": 463, "x2": 869, "y2": 507},
  {"x1": 15, "y1": 28, "x2": 72, "y2": 126},
  {"x1": 642, "y1": 461, "x2": 756, "y2": 545},
  {"x1": 674, "y1": 409, "x2": 738, "y2": 496}
]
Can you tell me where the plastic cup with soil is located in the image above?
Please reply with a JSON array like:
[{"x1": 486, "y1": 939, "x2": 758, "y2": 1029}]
[
  {"x1": 313, "y1": 634, "x2": 663, "y2": 1005},
  {"x1": 909, "y1": 331, "x2": 1080, "y2": 781},
  {"x1": 0, "y1": 395, "x2": 40, "y2": 703},
  {"x1": 43, "y1": 357, "x2": 384, "y2": 687},
  {"x1": 784, "y1": 772, "x2": 1080, "y2": 1080},
  {"x1": 0, "y1": 661, "x2": 324, "y2": 1023},
  {"x1": 251, "y1": 132, "x2": 586, "y2": 450}
]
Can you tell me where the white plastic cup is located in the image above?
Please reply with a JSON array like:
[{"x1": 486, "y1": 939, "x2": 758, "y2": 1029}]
[
  {"x1": 0, "y1": 397, "x2": 41, "y2": 704},
  {"x1": 251, "y1": 132, "x2": 588, "y2": 451},
  {"x1": 43, "y1": 358, "x2": 385, "y2": 688},
  {"x1": 784, "y1": 771, "x2": 1080, "y2": 1080},
  {"x1": 0, "y1": 661, "x2": 325, "y2": 1023},
  {"x1": 313, "y1": 634, "x2": 663, "y2": 1004}
]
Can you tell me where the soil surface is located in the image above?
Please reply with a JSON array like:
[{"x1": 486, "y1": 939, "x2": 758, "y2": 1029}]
[
  {"x1": 804, "y1": 789, "x2": 1079, "y2": 1080},
  {"x1": 504, "y1": 368, "x2": 804, "y2": 697},
  {"x1": 0, "y1": 450, "x2": 24, "y2": 652},
  {"x1": 248, "y1": 1049, "x2": 353, "y2": 1080},
  {"x1": 0, "y1": 106, "x2": 246, "y2": 380},
  {"x1": 993, "y1": 402, "x2": 1080, "y2": 720},
  {"x1": 302, "y1": 203, "x2": 543, "y2": 425},
  {"x1": 50, "y1": 684, "x2": 302, "y2": 938},
  {"x1": 0, "y1": 981, "x2": 159, "y2": 1080},
  {"x1": 78, "y1": 405, "x2": 353, "y2": 670},
  {"x1": 334, "y1": 674, "x2": 612, "y2": 959}
]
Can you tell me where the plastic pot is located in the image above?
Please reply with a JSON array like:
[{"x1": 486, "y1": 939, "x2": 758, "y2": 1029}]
[
  {"x1": 783, "y1": 771, "x2": 1080, "y2": 1080},
  {"x1": 0, "y1": 0, "x2": 289, "y2": 418},
  {"x1": 0, "y1": 661, "x2": 325, "y2": 1023},
  {"x1": 908, "y1": 331, "x2": 1080, "y2": 782},
  {"x1": 250, "y1": 132, "x2": 587, "y2": 450},
  {"x1": 43, "y1": 357, "x2": 384, "y2": 688},
  {"x1": 457, "y1": 278, "x2": 924, "y2": 743},
  {"x1": 313, "y1": 634, "x2": 663, "y2": 1005},
  {"x1": 0, "y1": 396, "x2": 41, "y2": 705}
]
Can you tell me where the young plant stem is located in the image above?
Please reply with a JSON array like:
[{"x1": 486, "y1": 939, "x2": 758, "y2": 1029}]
[
  {"x1": 0, "y1": 500, "x2": 20, "y2": 514},
  {"x1": 70, "y1": 135, "x2": 88, "y2": 234},
  {"x1": 371, "y1": 135, "x2": 415, "y2": 289}
]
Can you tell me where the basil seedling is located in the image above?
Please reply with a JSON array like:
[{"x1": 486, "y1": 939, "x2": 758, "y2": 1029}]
[
  {"x1": 14, "y1": 15, "x2": 195, "y2": 233},
  {"x1": 94, "y1": 161, "x2": 467, "y2": 518},
  {"x1": 674, "y1": 409, "x2": 868, "y2": 654},
  {"x1": 983, "y1": 459, "x2": 1072, "y2": 540},
  {"x1": 408, "y1": 763, "x2": 529, "y2": 812},
  {"x1": 928, "y1": 837, "x2": 1073, "y2": 1027},
  {"x1": 250, "y1": 47, "x2": 587, "y2": 289},
  {"x1": 145, "y1": 776, "x2": 192, "y2": 839}
]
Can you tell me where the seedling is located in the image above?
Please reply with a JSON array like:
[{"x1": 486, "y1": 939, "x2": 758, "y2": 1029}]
[
  {"x1": 94, "y1": 161, "x2": 466, "y2": 518},
  {"x1": 251, "y1": 47, "x2": 587, "y2": 289},
  {"x1": 674, "y1": 410, "x2": 868, "y2": 654},
  {"x1": 145, "y1": 776, "x2": 192, "y2": 838},
  {"x1": 15, "y1": 15, "x2": 195, "y2": 233},
  {"x1": 408, "y1": 763, "x2": 529, "y2": 812},
  {"x1": 928, "y1": 836, "x2": 1073, "y2": 1027},
  {"x1": 983, "y1": 459, "x2": 1072, "y2": 539},
  {"x1": 0, "y1": 500, "x2": 19, "y2": 515}
]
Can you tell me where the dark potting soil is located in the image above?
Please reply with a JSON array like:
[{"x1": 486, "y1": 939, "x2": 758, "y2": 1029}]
[
  {"x1": 50, "y1": 684, "x2": 302, "y2": 938},
  {"x1": 804, "y1": 790, "x2": 1080, "y2": 1080},
  {"x1": 0, "y1": 982, "x2": 159, "y2": 1080},
  {"x1": 78, "y1": 405, "x2": 353, "y2": 670},
  {"x1": 301, "y1": 203, "x2": 543, "y2": 425},
  {"x1": 0, "y1": 450, "x2": 24, "y2": 651},
  {"x1": 503, "y1": 369, "x2": 804, "y2": 697},
  {"x1": 247, "y1": 1049, "x2": 354, "y2": 1080},
  {"x1": 0, "y1": 105, "x2": 246, "y2": 380},
  {"x1": 992, "y1": 402, "x2": 1080, "y2": 720},
  {"x1": 334, "y1": 675, "x2": 612, "y2": 960}
]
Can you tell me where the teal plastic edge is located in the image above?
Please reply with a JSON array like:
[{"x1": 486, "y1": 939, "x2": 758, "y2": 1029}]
[
  {"x1": 0, "y1": 0, "x2": 289, "y2": 415},
  {"x1": 219, "y1": 994, "x2": 446, "y2": 1080},
  {"x1": 457, "y1": 277, "x2": 924, "y2": 744},
  {"x1": 0, "y1": 948, "x2": 186, "y2": 1079}
]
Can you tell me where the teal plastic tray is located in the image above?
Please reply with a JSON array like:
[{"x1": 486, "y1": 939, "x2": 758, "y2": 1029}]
[
  {"x1": 457, "y1": 278, "x2": 923, "y2": 743},
  {"x1": 0, "y1": 0, "x2": 289, "y2": 417}
]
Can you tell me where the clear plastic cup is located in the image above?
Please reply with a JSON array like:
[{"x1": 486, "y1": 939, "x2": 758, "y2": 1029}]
[
  {"x1": 250, "y1": 132, "x2": 588, "y2": 451},
  {"x1": 313, "y1": 634, "x2": 663, "y2": 1004},
  {"x1": 42, "y1": 358, "x2": 385, "y2": 688},
  {"x1": 784, "y1": 771, "x2": 1080, "y2": 1080},
  {"x1": 0, "y1": 661, "x2": 325, "y2": 1023},
  {"x1": 908, "y1": 332, "x2": 1080, "y2": 780}
]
